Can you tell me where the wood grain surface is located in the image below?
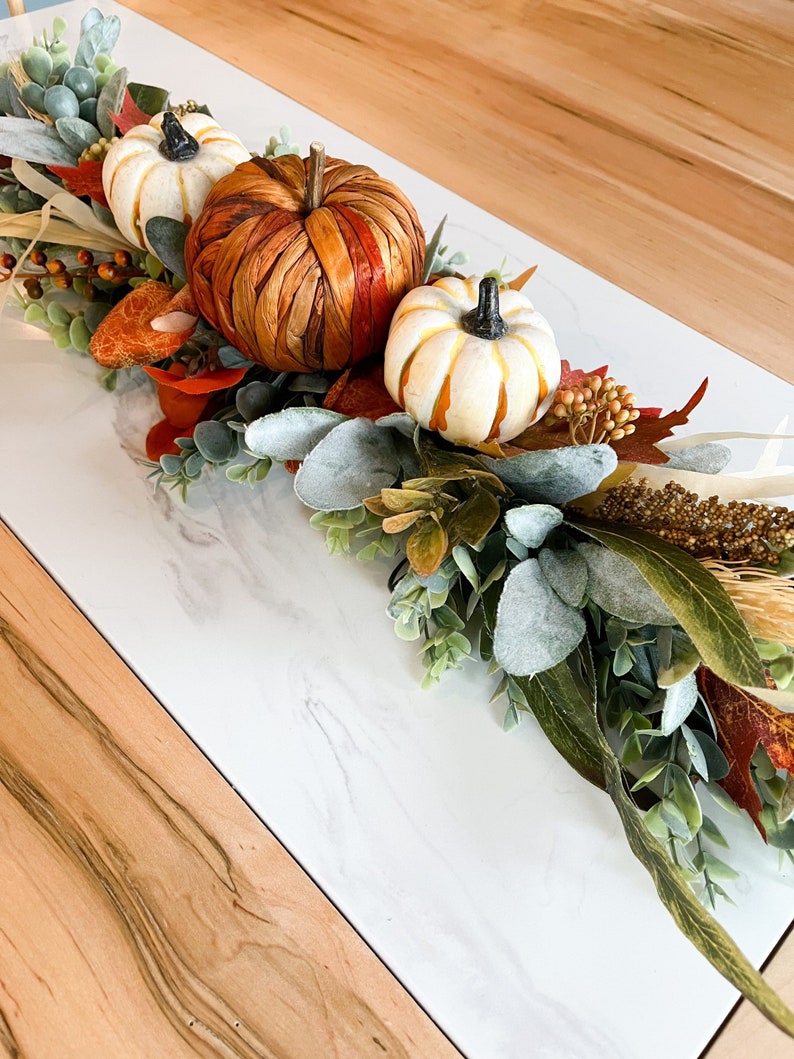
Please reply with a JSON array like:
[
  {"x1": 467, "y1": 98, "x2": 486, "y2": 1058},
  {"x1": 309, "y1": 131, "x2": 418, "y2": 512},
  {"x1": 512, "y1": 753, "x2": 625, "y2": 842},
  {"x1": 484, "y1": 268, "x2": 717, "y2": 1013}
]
[
  {"x1": 0, "y1": 520, "x2": 460, "y2": 1058},
  {"x1": 120, "y1": 0, "x2": 794, "y2": 385}
]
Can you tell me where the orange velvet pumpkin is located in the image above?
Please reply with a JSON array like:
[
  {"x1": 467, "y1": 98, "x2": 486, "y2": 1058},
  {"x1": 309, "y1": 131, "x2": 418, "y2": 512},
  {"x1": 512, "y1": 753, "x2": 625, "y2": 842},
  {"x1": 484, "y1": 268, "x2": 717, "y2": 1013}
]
[{"x1": 184, "y1": 144, "x2": 425, "y2": 372}]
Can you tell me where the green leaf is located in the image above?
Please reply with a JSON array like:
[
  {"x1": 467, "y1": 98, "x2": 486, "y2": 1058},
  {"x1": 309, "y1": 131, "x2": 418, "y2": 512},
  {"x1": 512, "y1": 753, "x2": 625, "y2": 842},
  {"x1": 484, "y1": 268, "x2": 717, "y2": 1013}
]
[
  {"x1": 145, "y1": 216, "x2": 189, "y2": 281},
  {"x1": 446, "y1": 487, "x2": 501, "y2": 549},
  {"x1": 657, "y1": 628, "x2": 701, "y2": 687},
  {"x1": 96, "y1": 65, "x2": 127, "y2": 139},
  {"x1": 75, "y1": 15, "x2": 121, "y2": 70},
  {"x1": 128, "y1": 82, "x2": 170, "y2": 116},
  {"x1": 295, "y1": 418, "x2": 401, "y2": 511},
  {"x1": 482, "y1": 444, "x2": 617, "y2": 504},
  {"x1": 571, "y1": 520, "x2": 765, "y2": 688},
  {"x1": 406, "y1": 517, "x2": 448, "y2": 578},
  {"x1": 505, "y1": 504, "x2": 563, "y2": 548},
  {"x1": 700, "y1": 814, "x2": 730, "y2": 848},
  {"x1": 0, "y1": 116, "x2": 78, "y2": 166},
  {"x1": 538, "y1": 547, "x2": 588, "y2": 607},
  {"x1": 660, "y1": 673, "x2": 698, "y2": 736},
  {"x1": 556, "y1": 653, "x2": 794, "y2": 1037},
  {"x1": 493, "y1": 559, "x2": 586, "y2": 676},
  {"x1": 193, "y1": 419, "x2": 236, "y2": 463},
  {"x1": 422, "y1": 214, "x2": 447, "y2": 282},
  {"x1": 513, "y1": 668, "x2": 606, "y2": 790},
  {"x1": 578, "y1": 542, "x2": 676, "y2": 625},
  {"x1": 55, "y1": 115, "x2": 101, "y2": 153},
  {"x1": 245, "y1": 407, "x2": 347, "y2": 462}
]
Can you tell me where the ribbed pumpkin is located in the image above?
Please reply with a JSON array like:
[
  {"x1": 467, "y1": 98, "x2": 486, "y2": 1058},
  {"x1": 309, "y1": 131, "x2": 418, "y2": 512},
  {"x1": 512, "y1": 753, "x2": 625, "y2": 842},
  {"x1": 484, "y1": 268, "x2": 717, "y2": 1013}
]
[
  {"x1": 102, "y1": 111, "x2": 250, "y2": 254},
  {"x1": 383, "y1": 275, "x2": 561, "y2": 447},
  {"x1": 184, "y1": 143, "x2": 425, "y2": 373}
]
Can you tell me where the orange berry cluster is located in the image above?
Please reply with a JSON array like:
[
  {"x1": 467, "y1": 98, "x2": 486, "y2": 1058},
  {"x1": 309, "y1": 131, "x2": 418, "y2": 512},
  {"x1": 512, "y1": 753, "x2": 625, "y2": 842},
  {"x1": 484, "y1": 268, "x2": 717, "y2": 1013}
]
[{"x1": 549, "y1": 374, "x2": 640, "y2": 446}]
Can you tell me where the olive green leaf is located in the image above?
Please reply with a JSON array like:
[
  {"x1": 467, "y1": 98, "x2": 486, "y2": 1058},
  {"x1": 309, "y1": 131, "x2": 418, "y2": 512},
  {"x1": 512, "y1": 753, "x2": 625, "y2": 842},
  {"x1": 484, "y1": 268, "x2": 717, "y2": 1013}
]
[
  {"x1": 539, "y1": 655, "x2": 794, "y2": 1038},
  {"x1": 514, "y1": 667, "x2": 606, "y2": 789},
  {"x1": 406, "y1": 518, "x2": 448, "y2": 579},
  {"x1": 571, "y1": 520, "x2": 765, "y2": 688}
]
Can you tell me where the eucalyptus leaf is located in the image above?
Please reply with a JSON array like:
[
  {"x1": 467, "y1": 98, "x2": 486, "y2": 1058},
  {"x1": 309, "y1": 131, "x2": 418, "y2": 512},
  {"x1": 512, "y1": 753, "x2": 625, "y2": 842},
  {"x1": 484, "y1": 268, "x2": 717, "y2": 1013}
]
[
  {"x1": 578, "y1": 541, "x2": 676, "y2": 625},
  {"x1": 96, "y1": 65, "x2": 127, "y2": 139},
  {"x1": 657, "y1": 628, "x2": 701, "y2": 687},
  {"x1": 572, "y1": 520, "x2": 765, "y2": 689},
  {"x1": 537, "y1": 548, "x2": 589, "y2": 607},
  {"x1": 681, "y1": 723, "x2": 710, "y2": 780},
  {"x1": 75, "y1": 15, "x2": 121, "y2": 70},
  {"x1": 81, "y1": 7, "x2": 103, "y2": 33},
  {"x1": 665, "y1": 443, "x2": 732, "y2": 475},
  {"x1": 245, "y1": 407, "x2": 346, "y2": 462},
  {"x1": 493, "y1": 559, "x2": 586, "y2": 676},
  {"x1": 505, "y1": 504, "x2": 563, "y2": 548},
  {"x1": 145, "y1": 216, "x2": 189, "y2": 280},
  {"x1": 295, "y1": 417, "x2": 401, "y2": 511},
  {"x1": 780, "y1": 774, "x2": 794, "y2": 825},
  {"x1": 236, "y1": 381, "x2": 277, "y2": 422},
  {"x1": 482, "y1": 444, "x2": 617, "y2": 504},
  {"x1": 376, "y1": 412, "x2": 416, "y2": 438},
  {"x1": 55, "y1": 115, "x2": 101, "y2": 153},
  {"x1": 193, "y1": 420, "x2": 236, "y2": 463},
  {"x1": 0, "y1": 117, "x2": 78, "y2": 166}
]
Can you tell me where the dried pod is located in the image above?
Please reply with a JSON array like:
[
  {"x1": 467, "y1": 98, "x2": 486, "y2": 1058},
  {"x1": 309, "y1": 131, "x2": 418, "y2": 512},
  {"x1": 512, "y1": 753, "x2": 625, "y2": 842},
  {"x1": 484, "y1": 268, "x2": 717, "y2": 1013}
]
[{"x1": 184, "y1": 142, "x2": 425, "y2": 372}]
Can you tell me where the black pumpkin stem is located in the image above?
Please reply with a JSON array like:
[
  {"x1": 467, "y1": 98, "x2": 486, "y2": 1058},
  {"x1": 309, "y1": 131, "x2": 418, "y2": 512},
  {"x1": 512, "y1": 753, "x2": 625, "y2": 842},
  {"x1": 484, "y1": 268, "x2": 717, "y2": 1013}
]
[
  {"x1": 306, "y1": 141, "x2": 326, "y2": 211},
  {"x1": 159, "y1": 111, "x2": 200, "y2": 162},
  {"x1": 461, "y1": 277, "x2": 508, "y2": 339}
]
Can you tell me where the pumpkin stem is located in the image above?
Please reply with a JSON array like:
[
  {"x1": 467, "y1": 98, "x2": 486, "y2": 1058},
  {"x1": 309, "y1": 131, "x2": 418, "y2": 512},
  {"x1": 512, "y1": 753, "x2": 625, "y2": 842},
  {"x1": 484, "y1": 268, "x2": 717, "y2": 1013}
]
[
  {"x1": 159, "y1": 111, "x2": 200, "y2": 162},
  {"x1": 306, "y1": 141, "x2": 326, "y2": 211},
  {"x1": 461, "y1": 277, "x2": 508, "y2": 340}
]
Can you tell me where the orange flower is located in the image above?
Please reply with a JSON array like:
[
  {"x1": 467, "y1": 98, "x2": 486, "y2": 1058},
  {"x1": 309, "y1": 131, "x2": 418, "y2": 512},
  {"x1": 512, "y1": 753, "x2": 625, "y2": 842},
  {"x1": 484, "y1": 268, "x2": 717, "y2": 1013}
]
[
  {"x1": 142, "y1": 363, "x2": 248, "y2": 460},
  {"x1": 90, "y1": 282, "x2": 199, "y2": 369}
]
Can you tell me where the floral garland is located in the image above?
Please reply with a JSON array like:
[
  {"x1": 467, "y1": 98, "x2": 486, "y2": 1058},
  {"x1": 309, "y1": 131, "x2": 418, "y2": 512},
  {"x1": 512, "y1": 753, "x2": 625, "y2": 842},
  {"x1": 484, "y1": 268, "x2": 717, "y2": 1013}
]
[{"x1": 2, "y1": 8, "x2": 794, "y2": 1036}]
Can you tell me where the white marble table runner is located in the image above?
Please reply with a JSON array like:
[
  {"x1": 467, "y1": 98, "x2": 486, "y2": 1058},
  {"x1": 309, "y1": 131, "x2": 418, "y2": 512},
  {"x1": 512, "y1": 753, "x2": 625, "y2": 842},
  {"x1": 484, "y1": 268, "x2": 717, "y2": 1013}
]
[{"x1": 2, "y1": 4, "x2": 793, "y2": 1056}]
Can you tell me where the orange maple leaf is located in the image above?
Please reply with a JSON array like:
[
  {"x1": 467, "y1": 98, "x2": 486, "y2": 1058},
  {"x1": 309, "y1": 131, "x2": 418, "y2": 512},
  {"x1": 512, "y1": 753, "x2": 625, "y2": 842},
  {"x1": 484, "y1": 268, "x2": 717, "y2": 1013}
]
[{"x1": 697, "y1": 667, "x2": 794, "y2": 838}]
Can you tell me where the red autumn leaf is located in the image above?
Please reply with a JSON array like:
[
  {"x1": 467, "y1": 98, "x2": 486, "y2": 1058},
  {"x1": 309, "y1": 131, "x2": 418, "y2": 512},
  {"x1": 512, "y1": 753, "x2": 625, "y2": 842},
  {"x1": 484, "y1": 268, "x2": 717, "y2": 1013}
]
[
  {"x1": 109, "y1": 89, "x2": 152, "y2": 135},
  {"x1": 324, "y1": 360, "x2": 402, "y2": 420},
  {"x1": 697, "y1": 667, "x2": 794, "y2": 839},
  {"x1": 90, "y1": 282, "x2": 198, "y2": 368},
  {"x1": 47, "y1": 159, "x2": 108, "y2": 207},
  {"x1": 559, "y1": 359, "x2": 608, "y2": 389},
  {"x1": 143, "y1": 365, "x2": 248, "y2": 395},
  {"x1": 146, "y1": 418, "x2": 196, "y2": 461},
  {"x1": 611, "y1": 378, "x2": 708, "y2": 465}
]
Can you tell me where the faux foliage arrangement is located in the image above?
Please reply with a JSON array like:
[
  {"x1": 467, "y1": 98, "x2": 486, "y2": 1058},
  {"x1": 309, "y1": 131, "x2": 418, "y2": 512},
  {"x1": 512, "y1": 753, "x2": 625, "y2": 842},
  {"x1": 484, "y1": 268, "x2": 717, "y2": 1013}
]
[{"x1": 2, "y1": 8, "x2": 794, "y2": 1037}]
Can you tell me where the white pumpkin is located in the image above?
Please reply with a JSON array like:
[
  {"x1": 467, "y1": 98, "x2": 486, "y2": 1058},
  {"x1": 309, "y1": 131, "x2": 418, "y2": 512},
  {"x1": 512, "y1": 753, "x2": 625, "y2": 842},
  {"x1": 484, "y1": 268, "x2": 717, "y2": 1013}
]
[
  {"x1": 383, "y1": 275, "x2": 561, "y2": 447},
  {"x1": 102, "y1": 111, "x2": 250, "y2": 254}
]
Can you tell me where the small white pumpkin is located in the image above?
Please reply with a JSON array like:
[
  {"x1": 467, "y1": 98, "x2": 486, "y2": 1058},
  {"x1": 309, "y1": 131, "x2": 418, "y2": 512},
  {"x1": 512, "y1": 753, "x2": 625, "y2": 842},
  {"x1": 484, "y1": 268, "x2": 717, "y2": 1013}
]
[
  {"x1": 102, "y1": 111, "x2": 250, "y2": 254},
  {"x1": 383, "y1": 275, "x2": 561, "y2": 447}
]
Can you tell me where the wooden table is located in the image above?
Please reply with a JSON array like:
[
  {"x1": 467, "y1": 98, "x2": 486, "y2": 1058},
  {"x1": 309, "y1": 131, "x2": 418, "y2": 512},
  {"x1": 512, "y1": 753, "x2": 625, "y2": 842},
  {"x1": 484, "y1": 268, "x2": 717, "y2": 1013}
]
[{"x1": 1, "y1": 1, "x2": 793, "y2": 1055}]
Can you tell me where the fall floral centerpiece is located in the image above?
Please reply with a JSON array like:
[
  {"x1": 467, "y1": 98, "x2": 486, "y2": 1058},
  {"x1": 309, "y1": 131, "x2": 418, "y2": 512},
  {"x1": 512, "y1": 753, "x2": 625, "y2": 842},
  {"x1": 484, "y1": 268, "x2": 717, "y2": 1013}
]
[{"x1": 2, "y1": 8, "x2": 794, "y2": 1038}]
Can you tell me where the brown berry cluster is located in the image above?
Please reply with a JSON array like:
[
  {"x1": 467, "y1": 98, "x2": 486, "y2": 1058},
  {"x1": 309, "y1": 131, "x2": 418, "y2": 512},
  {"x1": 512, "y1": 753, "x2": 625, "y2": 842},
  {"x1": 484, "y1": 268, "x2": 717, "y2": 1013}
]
[
  {"x1": 592, "y1": 479, "x2": 794, "y2": 565},
  {"x1": 549, "y1": 375, "x2": 640, "y2": 446},
  {"x1": 79, "y1": 135, "x2": 120, "y2": 164},
  {"x1": 170, "y1": 100, "x2": 201, "y2": 119},
  {"x1": 0, "y1": 247, "x2": 142, "y2": 300}
]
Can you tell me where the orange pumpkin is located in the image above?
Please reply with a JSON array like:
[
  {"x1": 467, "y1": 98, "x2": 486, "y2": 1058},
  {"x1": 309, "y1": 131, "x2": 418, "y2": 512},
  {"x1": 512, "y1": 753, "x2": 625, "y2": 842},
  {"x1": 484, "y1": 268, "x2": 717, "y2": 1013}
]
[{"x1": 184, "y1": 143, "x2": 425, "y2": 373}]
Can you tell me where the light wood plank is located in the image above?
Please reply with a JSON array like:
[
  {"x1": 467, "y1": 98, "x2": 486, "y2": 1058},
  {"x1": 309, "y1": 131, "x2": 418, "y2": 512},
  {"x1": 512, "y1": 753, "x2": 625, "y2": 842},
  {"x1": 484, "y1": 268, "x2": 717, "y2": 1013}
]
[
  {"x1": 0, "y1": 520, "x2": 460, "y2": 1059},
  {"x1": 119, "y1": 0, "x2": 794, "y2": 384}
]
